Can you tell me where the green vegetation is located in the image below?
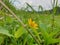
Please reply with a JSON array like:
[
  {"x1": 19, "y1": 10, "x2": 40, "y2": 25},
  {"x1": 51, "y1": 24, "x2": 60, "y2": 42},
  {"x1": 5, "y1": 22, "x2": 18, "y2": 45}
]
[{"x1": 0, "y1": 0, "x2": 60, "y2": 45}]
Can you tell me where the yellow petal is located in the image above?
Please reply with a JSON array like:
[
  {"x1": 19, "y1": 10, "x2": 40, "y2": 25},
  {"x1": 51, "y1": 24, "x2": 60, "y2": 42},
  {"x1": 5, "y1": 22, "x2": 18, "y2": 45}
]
[{"x1": 28, "y1": 18, "x2": 38, "y2": 29}]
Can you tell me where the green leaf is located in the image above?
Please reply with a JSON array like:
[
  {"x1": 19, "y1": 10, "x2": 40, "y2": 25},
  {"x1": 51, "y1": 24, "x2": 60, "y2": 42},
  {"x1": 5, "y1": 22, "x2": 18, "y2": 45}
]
[
  {"x1": 23, "y1": 34, "x2": 34, "y2": 45},
  {"x1": 48, "y1": 38, "x2": 60, "y2": 44},
  {"x1": 32, "y1": 28, "x2": 41, "y2": 42},
  {"x1": 0, "y1": 36, "x2": 4, "y2": 45},
  {"x1": 0, "y1": 27, "x2": 13, "y2": 37},
  {"x1": 49, "y1": 27, "x2": 60, "y2": 37},
  {"x1": 39, "y1": 23, "x2": 49, "y2": 39},
  {"x1": 14, "y1": 27, "x2": 26, "y2": 39}
]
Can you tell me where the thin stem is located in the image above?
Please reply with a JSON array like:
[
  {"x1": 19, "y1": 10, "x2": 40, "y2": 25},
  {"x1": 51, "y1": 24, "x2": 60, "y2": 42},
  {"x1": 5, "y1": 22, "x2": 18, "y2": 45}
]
[
  {"x1": 51, "y1": 0, "x2": 55, "y2": 31},
  {"x1": 52, "y1": 14, "x2": 54, "y2": 31}
]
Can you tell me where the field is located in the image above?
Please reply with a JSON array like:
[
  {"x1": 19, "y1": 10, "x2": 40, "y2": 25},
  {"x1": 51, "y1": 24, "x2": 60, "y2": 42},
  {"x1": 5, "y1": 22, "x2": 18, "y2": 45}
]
[{"x1": 0, "y1": 0, "x2": 60, "y2": 45}]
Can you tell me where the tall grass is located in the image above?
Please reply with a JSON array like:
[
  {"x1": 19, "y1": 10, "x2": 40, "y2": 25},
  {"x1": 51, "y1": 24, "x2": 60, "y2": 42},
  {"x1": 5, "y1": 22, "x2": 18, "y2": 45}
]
[{"x1": 0, "y1": 0, "x2": 60, "y2": 45}]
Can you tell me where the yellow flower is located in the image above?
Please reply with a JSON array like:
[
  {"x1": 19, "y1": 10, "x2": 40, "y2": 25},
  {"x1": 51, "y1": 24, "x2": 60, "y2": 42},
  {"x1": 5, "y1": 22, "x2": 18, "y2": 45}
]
[{"x1": 28, "y1": 18, "x2": 38, "y2": 29}]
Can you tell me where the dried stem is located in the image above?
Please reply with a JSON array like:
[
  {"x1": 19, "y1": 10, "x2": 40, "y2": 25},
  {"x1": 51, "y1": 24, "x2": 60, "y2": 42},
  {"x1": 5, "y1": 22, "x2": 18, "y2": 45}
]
[{"x1": 0, "y1": 5, "x2": 3, "y2": 10}]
